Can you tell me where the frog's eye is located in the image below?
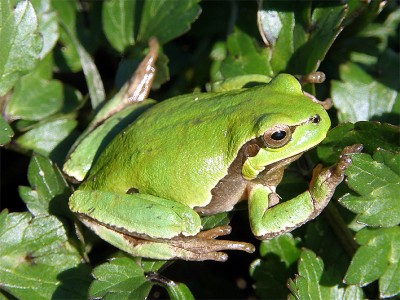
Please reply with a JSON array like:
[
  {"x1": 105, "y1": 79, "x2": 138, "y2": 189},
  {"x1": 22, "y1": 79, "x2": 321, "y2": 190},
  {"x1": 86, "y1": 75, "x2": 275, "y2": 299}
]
[
  {"x1": 310, "y1": 114, "x2": 321, "y2": 124},
  {"x1": 263, "y1": 124, "x2": 292, "y2": 148}
]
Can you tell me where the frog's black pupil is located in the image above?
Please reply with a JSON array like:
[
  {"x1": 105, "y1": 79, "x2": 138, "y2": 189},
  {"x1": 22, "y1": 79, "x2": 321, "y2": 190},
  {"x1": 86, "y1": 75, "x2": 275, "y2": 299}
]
[
  {"x1": 271, "y1": 130, "x2": 286, "y2": 140},
  {"x1": 312, "y1": 114, "x2": 321, "y2": 124}
]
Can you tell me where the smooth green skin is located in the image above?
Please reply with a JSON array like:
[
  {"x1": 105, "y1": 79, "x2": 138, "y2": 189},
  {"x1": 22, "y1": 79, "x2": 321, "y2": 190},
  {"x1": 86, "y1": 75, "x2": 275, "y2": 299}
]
[{"x1": 69, "y1": 74, "x2": 332, "y2": 260}]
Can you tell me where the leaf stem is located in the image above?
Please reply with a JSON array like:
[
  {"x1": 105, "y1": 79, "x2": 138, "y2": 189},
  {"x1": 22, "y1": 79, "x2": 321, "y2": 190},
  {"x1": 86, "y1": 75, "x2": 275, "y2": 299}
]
[{"x1": 323, "y1": 202, "x2": 359, "y2": 258}]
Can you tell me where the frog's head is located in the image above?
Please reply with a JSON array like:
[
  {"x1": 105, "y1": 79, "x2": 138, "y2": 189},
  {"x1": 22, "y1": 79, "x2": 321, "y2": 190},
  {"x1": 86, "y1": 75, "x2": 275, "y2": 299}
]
[{"x1": 241, "y1": 74, "x2": 331, "y2": 180}]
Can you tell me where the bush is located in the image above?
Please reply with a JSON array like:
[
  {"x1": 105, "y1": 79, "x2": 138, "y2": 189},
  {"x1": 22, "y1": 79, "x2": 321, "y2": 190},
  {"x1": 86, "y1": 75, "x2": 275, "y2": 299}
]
[{"x1": 1, "y1": 1, "x2": 399, "y2": 299}]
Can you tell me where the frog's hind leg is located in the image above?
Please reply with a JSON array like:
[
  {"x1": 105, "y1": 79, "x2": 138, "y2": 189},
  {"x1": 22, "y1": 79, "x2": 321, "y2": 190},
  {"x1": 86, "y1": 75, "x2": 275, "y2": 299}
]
[
  {"x1": 70, "y1": 190, "x2": 255, "y2": 261},
  {"x1": 85, "y1": 222, "x2": 255, "y2": 261}
]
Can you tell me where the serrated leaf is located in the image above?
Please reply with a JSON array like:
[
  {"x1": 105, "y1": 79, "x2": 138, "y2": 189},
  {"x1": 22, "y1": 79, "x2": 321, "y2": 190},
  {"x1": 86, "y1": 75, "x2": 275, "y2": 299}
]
[
  {"x1": 317, "y1": 121, "x2": 400, "y2": 165},
  {"x1": 339, "y1": 150, "x2": 400, "y2": 227},
  {"x1": 89, "y1": 257, "x2": 153, "y2": 299},
  {"x1": 289, "y1": 249, "x2": 364, "y2": 300},
  {"x1": 303, "y1": 216, "x2": 353, "y2": 285},
  {"x1": 0, "y1": 116, "x2": 13, "y2": 145},
  {"x1": 345, "y1": 227, "x2": 400, "y2": 298},
  {"x1": 0, "y1": 0, "x2": 42, "y2": 96},
  {"x1": 5, "y1": 73, "x2": 63, "y2": 121},
  {"x1": 102, "y1": 0, "x2": 135, "y2": 52},
  {"x1": 331, "y1": 62, "x2": 398, "y2": 123},
  {"x1": 0, "y1": 210, "x2": 91, "y2": 299},
  {"x1": 292, "y1": 249, "x2": 327, "y2": 299},
  {"x1": 19, "y1": 153, "x2": 71, "y2": 218}
]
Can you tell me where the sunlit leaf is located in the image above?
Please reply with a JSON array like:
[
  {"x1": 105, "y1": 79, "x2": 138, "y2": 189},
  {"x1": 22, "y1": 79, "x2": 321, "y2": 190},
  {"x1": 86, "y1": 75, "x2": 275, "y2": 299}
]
[
  {"x1": 6, "y1": 73, "x2": 63, "y2": 121},
  {"x1": 18, "y1": 153, "x2": 71, "y2": 218},
  {"x1": 0, "y1": 0, "x2": 42, "y2": 96},
  {"x1": 89, "y1": 257, "x2": 153, "y2": 299},
  {"x1": 345, "y1": 227, "x2": 400, "y2": 298},
  {"x1": 0, "y1": 210, "x2": 91, "y2": 299},
  {"x1": 331, "y1": 63, "x2": 398, "y2": 123},
  {"x1": 339, "y1": 150, "x2": 400, "y2": 227},
  {"x1": 288, "y1": 249, "x2": 364, "y2": 300}
]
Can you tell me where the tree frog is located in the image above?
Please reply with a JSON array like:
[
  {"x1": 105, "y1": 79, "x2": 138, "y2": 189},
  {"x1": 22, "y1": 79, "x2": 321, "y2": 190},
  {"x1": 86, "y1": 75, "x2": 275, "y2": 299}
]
[{"x1": 69, "y1": 74, "x2": 360, "y2": 261}]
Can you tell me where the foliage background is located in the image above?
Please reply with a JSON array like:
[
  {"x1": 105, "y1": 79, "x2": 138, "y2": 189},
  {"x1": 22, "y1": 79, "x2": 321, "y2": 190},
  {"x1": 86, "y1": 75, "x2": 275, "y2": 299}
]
[{"x1": 0, "y1": 0, "x2": 399, "y2": 299}]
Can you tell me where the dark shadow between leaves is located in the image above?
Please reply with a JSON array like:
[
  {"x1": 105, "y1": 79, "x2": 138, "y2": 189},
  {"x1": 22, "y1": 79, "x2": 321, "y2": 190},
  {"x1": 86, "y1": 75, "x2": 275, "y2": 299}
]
[
  {"x1": 52, "y1": 263, "x2": 92, "y2": 300},
  {"x1": 252, "y1": 253, "x2": 297, "y2": 299}
]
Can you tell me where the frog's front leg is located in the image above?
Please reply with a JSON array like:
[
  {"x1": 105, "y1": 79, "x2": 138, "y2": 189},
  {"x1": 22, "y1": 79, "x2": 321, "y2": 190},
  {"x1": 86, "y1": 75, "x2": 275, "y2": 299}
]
[
  {"x1": 69, "y1": 191, "x2": 254, "y2": 261},
  {"x1": 248, "y1": 145, "x2": 363, "y2": 239}
]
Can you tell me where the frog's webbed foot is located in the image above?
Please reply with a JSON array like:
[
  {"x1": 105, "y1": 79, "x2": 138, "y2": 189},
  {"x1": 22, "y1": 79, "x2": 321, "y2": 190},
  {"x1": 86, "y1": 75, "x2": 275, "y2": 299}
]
[{"x1": 167, "y1": 225, "x2": 255, "y2": 262}]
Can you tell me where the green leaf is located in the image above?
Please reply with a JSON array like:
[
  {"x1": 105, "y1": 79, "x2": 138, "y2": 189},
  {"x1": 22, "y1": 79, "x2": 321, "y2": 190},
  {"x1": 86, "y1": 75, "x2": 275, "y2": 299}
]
[
  {"x1": 102, "y1": 0, "x2": 135, "y2": 52},
  {"x1": 137, "y1": 0, "x2": 201, "y2": 45},
  {"x1": 345, "y1": 227, "x2": 400, "y2": 298},
  {"x1": 5, "y1": 73, "x2": 63, "y2": 121},
  {"x1": 51, "y1": 0, "x2": 81, "y2": 72},
  {"x1": 52, "y1": 0, "x2": 105, "y2": 108},
  {"x1": 165, "y1": 282, "x2": 194, "y2": 300},
  {"x1": 317, "y1": 121, "x2": 400, "y2": 165},
  {"x1": 18, "y1": 153, "x2": 71, "y2": 218},
  {"x1": 62, "y1": 24, "x2": 105, "y2": 109},
  {"x1": 258, "y1": 1, "x2": 346, "y2": 74},
  {"x1": 303, "y1": 216, "x2": 353, "y2": 284},
  {"x1": 0, "y1": 0, "x2": 42, "y2": 96},
  {"x1": 140, "y1": 259, "x2": 168, "y2": 273},
  {"x1": 259, "y1": 234, "x2": 300, "y2": 267},
  {"x1": 0, "y1": 116, "x2": 13, "y2": 145},
  {"x1": 0, "y1": 210, "x2": 91, "y2": 299},
  {"x1": 31, "y1": 0, "x2": 59, "y2": 58},
  {"x1": 102, "y1": 0, "x2": 200, "y2": 53},
  {"x1": 331, "y1": 62, "x2": 398, "y2": 123},
  {"x1": 288, "y1": 249, "x2": 364, "y2": 300},
  {"x1": 339, "y1": 150, "x2": 400, "y2": 227},
  {"x1": 201, "y1": 212, "x2": 230, "y2": 231},
  {"x1": 219, "y1": 29, "x2": 272, "y2": 79},
  {"x1": 89, "y1": 257, "x2": 153, "y2": 299},
  {"x1": 250, "y1": 234, "x2": 300, "y2": 299},
  {"x1": 14, "y1": 116, "x2": 78, "y2": 159}
]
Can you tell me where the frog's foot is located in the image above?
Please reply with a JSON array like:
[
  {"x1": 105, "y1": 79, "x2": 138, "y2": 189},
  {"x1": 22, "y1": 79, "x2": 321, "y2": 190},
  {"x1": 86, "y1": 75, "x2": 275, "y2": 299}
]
[
  {"x1": 167, "y1": 225, "x2": 255, "y2": 261},
  {"x1": 309, "y1": 143, "x2": 363, "y2": 214},
  {"x1": 248, "y1": 144, "x2": 363, "y2": 239},
  {"x1": 119, "y1": 225, "x2": 255, "y2": 262}
]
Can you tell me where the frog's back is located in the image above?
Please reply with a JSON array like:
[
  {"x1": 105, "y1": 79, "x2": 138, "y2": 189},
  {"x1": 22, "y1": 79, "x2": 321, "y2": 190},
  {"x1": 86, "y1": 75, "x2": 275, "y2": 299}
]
[{"x1": 82, "y1": 76, "x2": 324, "y2": 208}]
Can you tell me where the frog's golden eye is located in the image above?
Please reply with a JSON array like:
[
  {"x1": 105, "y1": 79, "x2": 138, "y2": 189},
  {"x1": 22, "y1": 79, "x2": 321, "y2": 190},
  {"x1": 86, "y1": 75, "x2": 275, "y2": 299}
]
[{"x1": 263, "y1": 124, "x2": 292, "y2": 148}]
